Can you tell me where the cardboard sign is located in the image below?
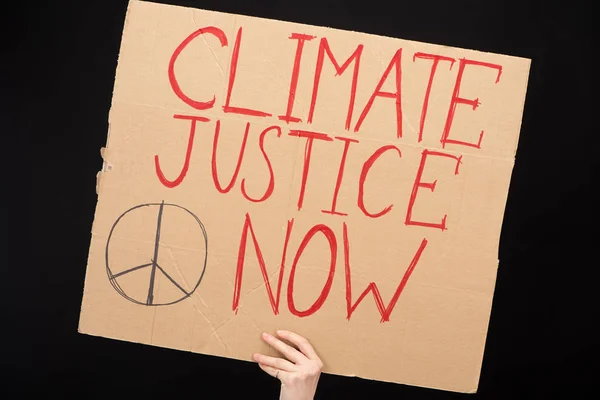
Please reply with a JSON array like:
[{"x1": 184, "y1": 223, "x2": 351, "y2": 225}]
[{"x1": 78, "y1": 0, "x2": 530, "y2": 393}]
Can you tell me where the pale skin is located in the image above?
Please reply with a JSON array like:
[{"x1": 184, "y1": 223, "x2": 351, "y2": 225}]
[{"x1": 253, "y1": 330, "x2": 323, "y2": 400}]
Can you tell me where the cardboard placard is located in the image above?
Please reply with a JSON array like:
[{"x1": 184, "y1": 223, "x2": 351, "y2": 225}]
[{"x1": 79, "y1": 0, "x2": 530, "y2": 392}]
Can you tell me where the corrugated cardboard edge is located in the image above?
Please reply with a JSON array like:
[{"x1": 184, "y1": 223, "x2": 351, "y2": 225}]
[
  {"x1": 510, "y1": 59, "x2": 533, "y2": 157},
  {"x1": 466, "y1": 58, "x2": 532, "y2": 394},
  {"x1": 467, "y1": 57, "x2": 531, "y2": 393},
  {"x1": 78, "y1": 0, "x2": 135, "y2": 335},
  {"x1": 135, "y1": 0, "x2": 531, "y2": 64}
]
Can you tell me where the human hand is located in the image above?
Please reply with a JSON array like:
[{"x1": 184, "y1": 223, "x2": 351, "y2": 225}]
[{"x1": 253, "y1": 330, "x2": 323, "y2": 400}]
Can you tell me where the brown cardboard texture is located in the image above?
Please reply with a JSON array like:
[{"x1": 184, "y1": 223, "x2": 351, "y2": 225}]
[{"x1": 78, "y1": 0, "x2": 530, "y2": 393}]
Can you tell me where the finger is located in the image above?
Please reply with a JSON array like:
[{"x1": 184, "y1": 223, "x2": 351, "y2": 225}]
[
  {"x1": 276, "y1": 330, "x2": 320, "y2": 361},
  {"x1": 253, "y1": 353, "x2": 296, "y2": 371},
  {"x1": 262, "y1": 332, "x2": 304, "y2": 364}
]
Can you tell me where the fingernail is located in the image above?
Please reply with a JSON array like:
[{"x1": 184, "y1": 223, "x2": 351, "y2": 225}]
[
  {"x1": 276, "y1": 330, "x2": 284, "y2": 335},
  {"x1": 262, "y1": 332, "x2": 271, "y2": 339}
]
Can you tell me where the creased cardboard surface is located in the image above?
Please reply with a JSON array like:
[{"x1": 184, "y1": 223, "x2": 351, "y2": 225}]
[{"x1": 79, "y1": 0, "x2": 530, "y2": 393}]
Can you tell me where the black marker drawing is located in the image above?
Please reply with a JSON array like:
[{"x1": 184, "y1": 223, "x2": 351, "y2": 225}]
[{"x1": 105, "y1": 201, "x2": 208, "y2": 306}]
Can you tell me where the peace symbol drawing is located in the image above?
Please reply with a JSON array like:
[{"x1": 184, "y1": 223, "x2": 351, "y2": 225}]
[{"x1": 105, "y1": 201, "x2": 208, "y2": 306}]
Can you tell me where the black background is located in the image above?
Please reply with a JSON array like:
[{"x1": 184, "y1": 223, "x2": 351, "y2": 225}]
[{"x1": 5, "y1": 0, "x2": 598, "y2": 398}]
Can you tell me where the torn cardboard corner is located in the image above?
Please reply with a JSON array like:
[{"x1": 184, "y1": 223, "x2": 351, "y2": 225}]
[
  {"x1": 95, "y1": 147, "x2": 113, "y2": 195},
  {"x1": 79, "y1": 0, "x2": 530, "y2": 393},
  {"x1": 100, "y1": 147, "x2": 113, "y2": 172}
]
